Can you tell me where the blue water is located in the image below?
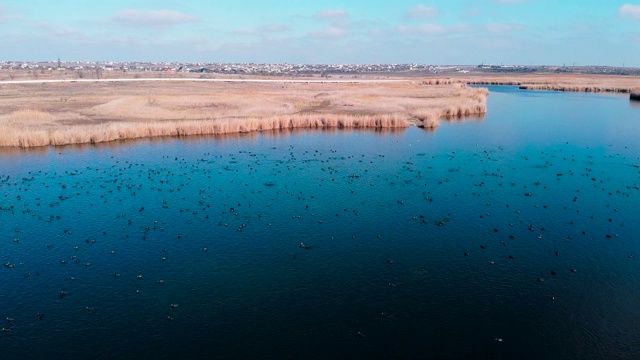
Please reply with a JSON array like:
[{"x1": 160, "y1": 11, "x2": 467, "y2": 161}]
[{"x1": 1, "y1": 87, "x2": 639, "y2": 359}]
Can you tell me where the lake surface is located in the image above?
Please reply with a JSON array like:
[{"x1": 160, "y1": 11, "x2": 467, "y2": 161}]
[{"x1": 1, "y1": 86, "x2": 639, "y2": 359}]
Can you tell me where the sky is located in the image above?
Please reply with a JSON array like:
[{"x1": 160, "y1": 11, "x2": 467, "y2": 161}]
[{"x1": 1, "y1": 1, "x2": 640, "y2": 66}]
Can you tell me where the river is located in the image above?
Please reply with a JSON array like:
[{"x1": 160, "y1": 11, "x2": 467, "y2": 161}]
[{"x1": 0, "y1": 86, "x2": 639, "y2": 359}]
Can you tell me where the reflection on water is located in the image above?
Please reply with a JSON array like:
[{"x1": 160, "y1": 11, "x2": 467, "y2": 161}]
[
  {"x1": 442, "y1": 112, "x2": 486, "y2": 124},
  {"x1": 0, "y1": 86, "x2": 640, "y2": 360},
  {"x1": 0, "y1": 126, "x2": 410, "y2": 157}
]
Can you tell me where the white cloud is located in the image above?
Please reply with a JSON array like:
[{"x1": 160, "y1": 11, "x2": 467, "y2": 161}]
[
  {"x1": 619, "y1": 4, "x2": 640, "y2": 19},
  {"x1": 570, "y1": 23, "x2": 593, "y2": 33},
  {"x1": 234, "y1": 28, "x2": 259, "y2": 36},
  {"x1": 110, "y1": 9, "x2": 200, "y2": 27},
  {"x1": 315, "y1": 9, "x2": 349, "y2": 20},
  {"x1": 262, "y1": 24, "x2": 291, "y2": 32},
  {"x1": 485, "y1": 23, "x2": 523, "y2": 33},
  {"x1": 464, "y1": 8, "x2": 481, "y2": 17},
  {"x1": 37, "y1": 22, "x2": 82, "y2": 38},
  {"x1": 451, "y1": 23, "x2": 473, "y2": 33},
  {"x1": 407, "y1": 5, "x2": 438, "y2": 19},
  {"x1": 311, "y1": 9, "x2": 350, "y2": 38},
  {"x1": 310, "y1": 26, "x2": 348, "y2": 38},
  {"x1": 234, "y1": 24, "x2": 291, "y2": 36},
  {"x1": 397, "y1": 24, "x2": 446, "y2": 35},
  {"x1": 0, "y1": 3, "x2": 19, "y2": 23}
]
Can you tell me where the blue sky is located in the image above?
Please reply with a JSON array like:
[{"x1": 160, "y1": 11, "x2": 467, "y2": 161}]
[{"x1": 1, "y1": 1, "x2": 640, "y2": 65}]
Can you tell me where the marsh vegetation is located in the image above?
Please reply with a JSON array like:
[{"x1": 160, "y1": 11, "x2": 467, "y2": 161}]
[{"x1": 0, "y1": 80, "x2": 487, "y2": 147}]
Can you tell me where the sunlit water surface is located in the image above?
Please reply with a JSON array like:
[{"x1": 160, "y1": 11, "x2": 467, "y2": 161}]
[{"x1": 1, "y1": 87, "x2": 639, "y2": 359}]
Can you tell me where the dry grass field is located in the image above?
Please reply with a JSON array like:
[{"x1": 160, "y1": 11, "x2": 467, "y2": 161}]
[
  {"x1": 0, "y1": 80, "x2": 488, "y2": 147},
  {"x1": 3, "y1": 71, "x2": 635, "y2": 148}
]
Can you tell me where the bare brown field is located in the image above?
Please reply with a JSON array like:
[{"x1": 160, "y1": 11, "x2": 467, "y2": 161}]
[{"x1": 0, "y1": 80, "x2": 488, "y2": 147}]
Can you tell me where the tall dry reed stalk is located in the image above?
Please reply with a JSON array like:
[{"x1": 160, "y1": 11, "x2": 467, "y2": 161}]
[
  {"x1": 0, "y1": 81, "x2": 488, "y2": 147},
  {"x1": 0, "y1": 113, "x2": 411, "y2": 147},
  {"x1": 519, "y1": 85, "x2": 633, "y2": 93},
  {"x1": 459, "y1": 74, "x2": 640, "y2": 94},
  {"x1": 2, "y1": 109, "x2": 55, "y2": 125}
]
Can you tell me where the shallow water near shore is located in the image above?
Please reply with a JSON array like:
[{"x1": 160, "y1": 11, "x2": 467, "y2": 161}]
[{"x1": 1, "y1": 86, "x2": 639, "y2": 359}]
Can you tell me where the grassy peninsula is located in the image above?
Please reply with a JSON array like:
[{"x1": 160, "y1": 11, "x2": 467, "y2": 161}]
[{"x1": 0, "y1": 79, "x2": 488, "y2": 148}]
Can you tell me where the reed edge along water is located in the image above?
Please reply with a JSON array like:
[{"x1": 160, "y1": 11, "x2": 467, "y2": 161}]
[{"x1": 0, "y1": 81, "x2": 488, "y2": 148}]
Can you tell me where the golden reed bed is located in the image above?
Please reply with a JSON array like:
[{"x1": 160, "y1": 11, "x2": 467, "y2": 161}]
[
  {"x1": 453, "y1": 74, "x2": 640, "y2": 94},
  {"x1": 0, "y1": 80, "x2": 488, "y2": 148}
]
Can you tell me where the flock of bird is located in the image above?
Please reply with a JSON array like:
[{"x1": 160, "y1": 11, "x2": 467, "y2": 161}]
[{"x1": 1, "y1": 138, "x2": 638, "y2": 348}]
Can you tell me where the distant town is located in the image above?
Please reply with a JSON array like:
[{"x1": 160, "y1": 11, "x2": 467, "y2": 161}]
[{"x1": 2, "y1": 60, "x2": 640, "y2": 78}]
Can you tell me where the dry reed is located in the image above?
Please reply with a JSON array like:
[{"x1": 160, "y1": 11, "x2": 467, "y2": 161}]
[
  {"x1": 455, "y1": 74, "x2": 640, "y2": 94},
  {"x1": 518, "y1": 85, "x2": 633, "y2": 93},
  {"x1": 0, "y1": 81, "x2": 488, "y2": 147},
  {"x1": 1, "y1": 109, "x2": 55, "y2": 125},
  {"x1": 0, "y1": 114, "x2": 410, "y2": 147}
]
